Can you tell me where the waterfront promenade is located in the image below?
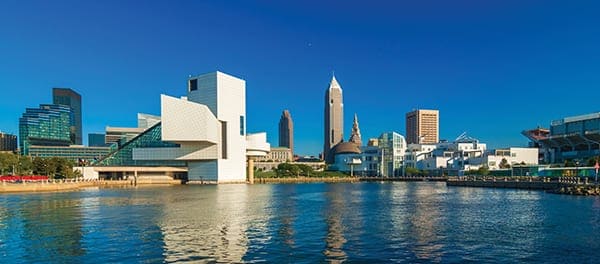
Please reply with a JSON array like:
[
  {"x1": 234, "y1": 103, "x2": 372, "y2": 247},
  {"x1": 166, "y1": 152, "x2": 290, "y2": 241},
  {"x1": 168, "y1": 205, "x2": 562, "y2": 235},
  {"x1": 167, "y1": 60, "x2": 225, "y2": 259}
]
[{"x1": 0, "y1": 178, "x2": 182, "y2": 193}]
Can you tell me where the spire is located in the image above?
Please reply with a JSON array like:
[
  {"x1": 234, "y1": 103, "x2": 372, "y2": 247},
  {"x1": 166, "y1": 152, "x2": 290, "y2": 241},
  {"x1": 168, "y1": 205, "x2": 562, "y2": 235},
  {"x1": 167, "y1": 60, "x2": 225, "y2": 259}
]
[
  {"x1": 329, "y1": 74, "x2": 342, "y2": 90},
  {"x1": 349, "y1": 113, "x2": 362, "y2": 146}
]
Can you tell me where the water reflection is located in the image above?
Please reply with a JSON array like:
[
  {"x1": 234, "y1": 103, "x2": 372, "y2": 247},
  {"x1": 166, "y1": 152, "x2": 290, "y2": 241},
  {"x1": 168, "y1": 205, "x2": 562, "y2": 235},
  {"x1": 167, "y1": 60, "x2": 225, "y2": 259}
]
[
  {"x1": 323, "y1": 184, "x2": 348, "y2": 262},
  {"x1": 277, "y1": 184, "x2": 296, "y2": 250},
  {"x1": 159, "y1": 184, "x2": 270, "y2": 263},
  {"x1": 407, "y1": 183, "x2": 445, "y2": 261},
  {"x1": 1, "y1": 183, "x2": 600, "y2": 262},
  {"x1": 20, "y1": 195, "x2": 85, "y2": 262}
]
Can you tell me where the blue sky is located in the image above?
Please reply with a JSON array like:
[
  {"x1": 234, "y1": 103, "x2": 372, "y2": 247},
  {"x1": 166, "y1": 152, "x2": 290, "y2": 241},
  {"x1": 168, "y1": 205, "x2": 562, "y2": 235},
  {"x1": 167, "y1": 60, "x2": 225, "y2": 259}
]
[{"x1": 1, "y1": 0, "x2": 599, "y2": 156}]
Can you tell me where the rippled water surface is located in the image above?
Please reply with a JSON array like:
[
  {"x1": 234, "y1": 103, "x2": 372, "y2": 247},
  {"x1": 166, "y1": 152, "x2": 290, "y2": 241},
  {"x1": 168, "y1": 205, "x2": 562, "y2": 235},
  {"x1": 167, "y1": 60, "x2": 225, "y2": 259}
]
[{"x1": 1, "y1": 182, "x2": 600, "y2": 263}]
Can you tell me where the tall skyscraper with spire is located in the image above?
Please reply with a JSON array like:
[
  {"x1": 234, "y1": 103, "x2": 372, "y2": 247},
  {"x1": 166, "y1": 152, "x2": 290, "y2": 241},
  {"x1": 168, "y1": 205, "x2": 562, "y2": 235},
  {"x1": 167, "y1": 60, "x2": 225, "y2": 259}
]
[
  {"x1": 278, "y1": 110, "x2": 294, "y2": 155},
  {"x1": 349, "y1": 113, "x2": 362, "y2": 146},
  {"x1": 324, "y1": 75, "x2": 344, "y2": 164}
]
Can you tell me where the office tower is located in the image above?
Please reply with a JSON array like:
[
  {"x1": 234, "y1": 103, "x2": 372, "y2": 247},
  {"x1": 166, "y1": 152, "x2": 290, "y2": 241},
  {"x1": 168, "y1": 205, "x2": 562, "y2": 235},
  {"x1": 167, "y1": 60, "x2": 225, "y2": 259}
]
[
  {"x1": 278, "y1": 110, "x2": 294, "y2": 155},
  {"x1": 53, "y1": 88, "x2": 82, "y2": 145},
  {"x1": 0, "y1": 132, "x2": 17, "y2": 152},
  {"x1": 406, "y1": 109, "x2": 439, "y2": 144},
  {"x1": 19, "y1": 104, "x2": 72, "y2": 155},
  {"x1": 349, "y1": 113, "x2": 362, "y2": 146},
  {"x1": 324, "y1": 75, "x2": 344, "y2": 164}
]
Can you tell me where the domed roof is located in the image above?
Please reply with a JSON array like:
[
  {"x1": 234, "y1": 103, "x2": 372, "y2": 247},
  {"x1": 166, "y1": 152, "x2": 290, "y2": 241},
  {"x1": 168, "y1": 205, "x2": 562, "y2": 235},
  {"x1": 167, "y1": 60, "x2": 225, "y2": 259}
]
[{"x1": 332, "y1": 142, "x2": 361, "y2": 155}]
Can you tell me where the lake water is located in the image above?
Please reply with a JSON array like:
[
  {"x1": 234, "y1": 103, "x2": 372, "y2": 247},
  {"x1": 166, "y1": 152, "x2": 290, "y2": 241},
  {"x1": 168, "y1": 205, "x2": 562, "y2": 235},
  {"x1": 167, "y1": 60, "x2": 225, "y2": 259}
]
[{"x1": 1, "y1": 182, "x2": 599, "y2": 263}]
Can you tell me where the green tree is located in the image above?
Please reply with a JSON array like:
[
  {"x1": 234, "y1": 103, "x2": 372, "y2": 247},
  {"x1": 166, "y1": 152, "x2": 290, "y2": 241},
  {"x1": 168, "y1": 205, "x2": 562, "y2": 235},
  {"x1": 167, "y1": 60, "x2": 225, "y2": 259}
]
[
  {"x1": 297, "y1": 164, "x2": 314, "y2": 177},
  {"x1": 587, "y1": 156, "x2": 600, "y2": 167},
  {"x1": 477, "y1": 166, "x2": 490, "y2": 176},
  {"x1": 0, "y1": 152, "x2": 18, "y2": 175},
  {"x1": 499, "y1": 158, "x2": 511, "y2": 169},
  {"x1": 405, "y1": 167, "x2": 420, "y2": 176}
]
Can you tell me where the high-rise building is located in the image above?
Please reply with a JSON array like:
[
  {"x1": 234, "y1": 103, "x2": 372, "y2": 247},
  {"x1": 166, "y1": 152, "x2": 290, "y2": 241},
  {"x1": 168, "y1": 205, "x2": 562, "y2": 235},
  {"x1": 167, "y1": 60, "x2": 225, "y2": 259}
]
[
  {"x1": 349, "y1": 113, "x2": 362, "y2": 146},
  {"x1": 0, "y1": 132, "x2": 17, "y2": 152},
  {"x1": 278, "y1": 110, "x2": 294, "y2": 155},
  {"x1": 324, "y1": 75, "x2": 344, "y2": 163},
  {"x1": 19, "y1": 104, "x2": 73, "y2": 155},
  {"x1": 53, "y1": 88, "x2": 82, "y2": 145},
  {"x1": 406, "y1": 109, "x2": 439, "y2": 144}
]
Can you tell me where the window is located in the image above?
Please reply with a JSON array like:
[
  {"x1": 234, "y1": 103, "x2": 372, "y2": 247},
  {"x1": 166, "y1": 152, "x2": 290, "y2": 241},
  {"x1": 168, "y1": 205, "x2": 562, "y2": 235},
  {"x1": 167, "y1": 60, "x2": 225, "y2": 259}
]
[
  {"x1": 221, "y1": 121, "x2": 227, "y2": 159},
  {"x1": 240, "y1": 116, "x2": 245, "y2": 136},
  {"x1": 189, "y1": 79, "x2": 198, "y2": 91}
]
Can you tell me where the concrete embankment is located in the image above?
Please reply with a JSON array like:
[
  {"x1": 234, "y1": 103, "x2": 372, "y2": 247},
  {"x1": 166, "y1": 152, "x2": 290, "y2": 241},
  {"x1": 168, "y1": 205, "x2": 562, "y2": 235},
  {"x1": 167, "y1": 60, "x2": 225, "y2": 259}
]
[
  {"x1": 0, "y1": 179, "x2": 182, "y2": 194},
  {"x1": 446, "y1": 176, "x2": 600, "y2": 196},
  {"x1": 256, "y1": 177, "x2": 360, "y2": 184},
  {"x1": 446, "y1": 179, "x2": 560, "y2": 190},
  {"x1": 360, "y1": 177, "x2": 447, "y2": 182}
]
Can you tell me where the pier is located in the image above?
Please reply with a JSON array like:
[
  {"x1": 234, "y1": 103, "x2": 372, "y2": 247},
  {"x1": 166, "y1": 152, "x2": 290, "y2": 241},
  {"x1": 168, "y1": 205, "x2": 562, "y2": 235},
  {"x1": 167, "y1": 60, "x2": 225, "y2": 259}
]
[{"x1": 446, "y1": 176, "x2": 600, "y2": 195}]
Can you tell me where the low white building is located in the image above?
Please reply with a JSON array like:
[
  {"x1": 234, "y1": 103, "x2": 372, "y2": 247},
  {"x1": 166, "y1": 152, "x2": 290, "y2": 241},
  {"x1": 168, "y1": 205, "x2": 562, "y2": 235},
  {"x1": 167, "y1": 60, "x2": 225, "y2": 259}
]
[
  {"x1": 405, "y1": 134, "x2": 539, "y2": 173},
  {"x1": 474, "y1": 147, "x2": 539, "y2": 170},
  {"x1": 405, "y1": 133, "x2": 487, "y2": 172}
]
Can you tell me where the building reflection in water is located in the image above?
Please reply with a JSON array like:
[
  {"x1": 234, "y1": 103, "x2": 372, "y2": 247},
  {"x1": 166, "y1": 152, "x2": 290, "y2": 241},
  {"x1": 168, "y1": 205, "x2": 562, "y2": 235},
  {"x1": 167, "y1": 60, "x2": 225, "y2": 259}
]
[
  {"x1": 406, "y1": 182, "x2": 445, "y2": 262},
  {"x1": 323, "y1": 184, "x2": 348, "y2": 263},
  {"x1": 159, "y1": 184, "x2": 271, "y2": 263},
  {"x1": 20, "y1": 195, "x2": 85, "y2": 262},
  {"x1": 276, "y1": 184, "x2": 297, "y2": 251}
]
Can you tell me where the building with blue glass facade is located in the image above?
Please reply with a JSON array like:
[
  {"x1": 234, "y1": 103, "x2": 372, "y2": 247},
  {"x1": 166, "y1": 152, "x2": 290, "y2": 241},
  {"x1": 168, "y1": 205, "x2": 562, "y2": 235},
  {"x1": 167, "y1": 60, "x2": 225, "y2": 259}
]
[
  {"x1": 19, "y1": 104, "x2": 73, "y2": 155},
  {"x1": 53, "y1": 88, "x2": 82, "y2": 145}
]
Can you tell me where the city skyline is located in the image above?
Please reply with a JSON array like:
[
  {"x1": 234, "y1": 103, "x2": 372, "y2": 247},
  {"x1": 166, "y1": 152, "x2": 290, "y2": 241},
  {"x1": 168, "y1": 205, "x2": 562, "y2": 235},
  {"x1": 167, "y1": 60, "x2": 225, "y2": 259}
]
[{"x1": 1, "y1": 1, "x2": 600, "y2": 156}]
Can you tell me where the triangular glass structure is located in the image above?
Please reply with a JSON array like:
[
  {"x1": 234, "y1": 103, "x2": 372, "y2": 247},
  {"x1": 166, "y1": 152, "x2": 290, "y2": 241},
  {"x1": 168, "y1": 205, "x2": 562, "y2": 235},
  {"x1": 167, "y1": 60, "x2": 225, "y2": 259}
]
[{"x1": 95, "y1": 122, "x2": 186, "y2": 167}]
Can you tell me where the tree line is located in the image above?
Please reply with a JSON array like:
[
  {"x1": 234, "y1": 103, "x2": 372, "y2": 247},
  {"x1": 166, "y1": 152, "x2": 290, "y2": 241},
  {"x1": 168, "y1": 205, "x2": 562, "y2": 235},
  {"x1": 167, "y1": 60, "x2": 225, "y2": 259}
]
[{"x1": 0, "y1": 152, "x2": 81, "y2": 178}]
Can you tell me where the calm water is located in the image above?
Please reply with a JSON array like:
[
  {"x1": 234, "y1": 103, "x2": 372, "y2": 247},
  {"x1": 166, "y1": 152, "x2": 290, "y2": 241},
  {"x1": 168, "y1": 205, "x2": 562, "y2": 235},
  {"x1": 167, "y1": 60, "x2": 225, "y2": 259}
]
[{"x1": 1, "y1": 182, "x2": 600, "y2": 263}]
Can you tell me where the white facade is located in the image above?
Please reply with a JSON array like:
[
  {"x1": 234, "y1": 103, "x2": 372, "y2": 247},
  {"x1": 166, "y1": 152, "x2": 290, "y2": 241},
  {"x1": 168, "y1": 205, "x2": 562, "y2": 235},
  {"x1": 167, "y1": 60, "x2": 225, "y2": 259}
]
[
  {"x1": 479, "y1": 148, "x2": 539, "y2": 170},
  {"x1": 77, "y1": 71, "x2": 269, "y2": 183},
  {"x1": 405, "y1": 135, "x2": 487, "y2": 171},
  {"x1": 332, "y1": 146, "x2": 381, "y2": 176},
  {"x1": 187, "y1": 72, "x2": 247, "y2": 183},
  {"x1": 405, "y1": 136, "x2": 538, "y2": 173}
]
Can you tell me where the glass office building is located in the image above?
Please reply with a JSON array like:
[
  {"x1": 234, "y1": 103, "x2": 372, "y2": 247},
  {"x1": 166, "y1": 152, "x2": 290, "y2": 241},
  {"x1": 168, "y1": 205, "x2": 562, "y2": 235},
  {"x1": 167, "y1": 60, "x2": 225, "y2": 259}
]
[
  {"x1": 19, "y1": 104, "x2": 73, "y2": 155},
  {"x1": 378, "y1": 132, "x2": 407, "y2": 177},
  {"x1": 53, "y1": 88, "x2": 82, "y2": 145}
]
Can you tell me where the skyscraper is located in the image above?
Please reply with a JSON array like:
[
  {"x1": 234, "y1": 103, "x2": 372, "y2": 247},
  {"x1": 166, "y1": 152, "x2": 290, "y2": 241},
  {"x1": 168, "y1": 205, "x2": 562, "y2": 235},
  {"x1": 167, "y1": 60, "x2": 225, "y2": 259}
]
[
  {"x1": 406, "y1": 109, "x2": 439, "y2": 144},
  {"x1": 19, "y1": 104, "x2": 73, "y2": 155},
  {"x1": 53, "y1": 88, "x2": 82, "y2": 145},
  {"x1": 349, "y1": 113, "x2": 362, "y2": 146},
  {"x1": 324, "y1": 75, "x2": 344, "y2": 164},
  {"x1": 0, "y1": 132, "x2": 17, "y2": 152},
  {"x1": 278, "y1": 110, "x2": 294, "y2": 155}
]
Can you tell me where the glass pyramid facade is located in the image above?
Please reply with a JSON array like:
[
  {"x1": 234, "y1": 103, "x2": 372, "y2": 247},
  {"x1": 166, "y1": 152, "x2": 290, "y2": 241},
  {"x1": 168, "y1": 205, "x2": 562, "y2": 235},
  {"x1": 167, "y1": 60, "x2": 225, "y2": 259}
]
[{"x1": 95, "y1": 122, "x2": 186, "y2": 167}]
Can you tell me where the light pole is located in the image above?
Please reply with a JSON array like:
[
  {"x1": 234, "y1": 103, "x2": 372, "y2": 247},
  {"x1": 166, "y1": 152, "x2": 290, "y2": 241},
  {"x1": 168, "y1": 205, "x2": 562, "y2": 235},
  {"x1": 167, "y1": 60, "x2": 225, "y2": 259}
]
[{"x1": 594, "y1": 159, "x2": 599, "y2": 185}]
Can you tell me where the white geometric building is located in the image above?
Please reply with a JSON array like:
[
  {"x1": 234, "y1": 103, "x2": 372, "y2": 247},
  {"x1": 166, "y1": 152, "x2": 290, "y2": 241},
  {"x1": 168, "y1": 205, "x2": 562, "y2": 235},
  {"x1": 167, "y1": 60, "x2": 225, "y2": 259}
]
[{"x1": 81, "y1": 71, "x2": 270, "y2": 183}]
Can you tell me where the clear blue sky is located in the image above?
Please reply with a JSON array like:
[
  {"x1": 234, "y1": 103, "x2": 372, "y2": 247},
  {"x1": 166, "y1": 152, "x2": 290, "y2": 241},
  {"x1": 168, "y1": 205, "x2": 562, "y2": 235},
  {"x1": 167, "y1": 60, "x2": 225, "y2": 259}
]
[{"x1": 1, "y1": 0, "x2": 599, "y2": 156}]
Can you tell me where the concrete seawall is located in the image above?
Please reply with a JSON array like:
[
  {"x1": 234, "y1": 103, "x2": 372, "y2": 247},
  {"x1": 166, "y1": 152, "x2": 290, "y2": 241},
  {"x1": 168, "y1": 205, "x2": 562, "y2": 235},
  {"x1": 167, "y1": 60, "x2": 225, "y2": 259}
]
[
  {"x1": 0, "y1": 179, "x2": 182, "y2": 194},
  {"x1": 446, "y1": 178, "x2": 560, "y2": 190},
  {"x1": 256, "y1": 177, "x2": 360, "y2": 184}
]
